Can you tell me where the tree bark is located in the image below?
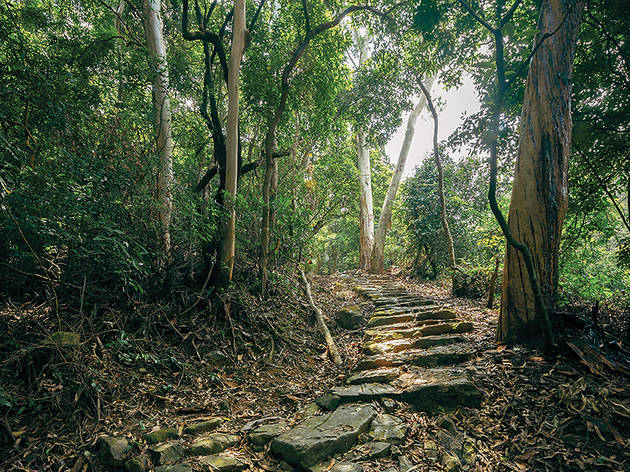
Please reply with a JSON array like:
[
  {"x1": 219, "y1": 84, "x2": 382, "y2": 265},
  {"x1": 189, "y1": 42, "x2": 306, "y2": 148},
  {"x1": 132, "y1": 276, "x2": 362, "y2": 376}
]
[
  {"x1": 497, "y1": 0, "x2": 583, "y2": 344},
  {"x1": 418, "y1": 76, "x2": 456, "y2": 270},
  {"x1": 215, "y1": 0, "x2": 246, "y2": 287},
  {"x1": 143, "y1": 0, "x2": 174, "y2": 266},
  {"x1": 370, "y1": 75, "x2": 436, "y2": 273},
  {"x1": 357, "y1": 128, "x2": 374, "y2": 270},
  {"x1": 354, "y1": 29, "x2": 374, "y2": 271}
]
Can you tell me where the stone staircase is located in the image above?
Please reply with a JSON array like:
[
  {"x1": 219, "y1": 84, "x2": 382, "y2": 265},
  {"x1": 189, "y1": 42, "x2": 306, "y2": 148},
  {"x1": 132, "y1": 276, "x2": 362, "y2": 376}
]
[
  {"x1": 94, "y1": 276, "x2": 482, "y2": 472},
  {"x1": 262, "y1": 276, "x2": 482, "y2": 471}
]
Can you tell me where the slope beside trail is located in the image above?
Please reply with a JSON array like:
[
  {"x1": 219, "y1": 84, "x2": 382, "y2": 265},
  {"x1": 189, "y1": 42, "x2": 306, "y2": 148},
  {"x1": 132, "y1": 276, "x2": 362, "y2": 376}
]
[{"x1": 94, "y1": 274, "x2": 483, "y2": 472}]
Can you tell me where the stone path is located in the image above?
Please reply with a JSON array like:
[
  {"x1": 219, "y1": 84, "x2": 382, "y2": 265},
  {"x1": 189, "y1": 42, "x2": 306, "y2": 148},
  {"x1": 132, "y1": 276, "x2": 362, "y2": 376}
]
[{"x1": 95, "y1": 276, "x2": 482, "y2": 472}]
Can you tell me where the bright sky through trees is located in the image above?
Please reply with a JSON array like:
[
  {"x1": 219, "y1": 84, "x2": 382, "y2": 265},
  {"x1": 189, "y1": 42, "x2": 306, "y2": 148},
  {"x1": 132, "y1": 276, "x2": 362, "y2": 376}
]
[{"x1": 385, "y1": 74, "x2": 480, "y2": 176}]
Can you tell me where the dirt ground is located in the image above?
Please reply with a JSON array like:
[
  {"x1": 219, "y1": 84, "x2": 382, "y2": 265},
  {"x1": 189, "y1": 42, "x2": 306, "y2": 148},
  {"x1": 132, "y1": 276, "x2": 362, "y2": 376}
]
[{"x1": 0, "y1": 271, "x2": 628, "y2": 471}]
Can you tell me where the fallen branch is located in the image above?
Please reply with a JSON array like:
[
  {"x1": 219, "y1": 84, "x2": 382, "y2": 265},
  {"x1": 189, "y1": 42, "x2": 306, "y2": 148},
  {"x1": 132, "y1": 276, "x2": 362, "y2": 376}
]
[{"x1": 298, "y1": 268, "x2": 342, "y2": 366}]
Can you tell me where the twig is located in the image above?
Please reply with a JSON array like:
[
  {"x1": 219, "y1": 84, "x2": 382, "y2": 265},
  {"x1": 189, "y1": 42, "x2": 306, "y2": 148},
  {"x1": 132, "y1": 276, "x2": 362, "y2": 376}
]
[{"x1": 298, "y1": 268, "x2": 342, "y2": 366}]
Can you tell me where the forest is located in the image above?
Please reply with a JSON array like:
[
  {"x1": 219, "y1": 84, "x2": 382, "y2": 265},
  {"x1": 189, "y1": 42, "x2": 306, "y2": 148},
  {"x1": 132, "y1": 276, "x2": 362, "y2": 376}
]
[{"x1": 0, "y1": 0, "x2": 629, "y2": 471}]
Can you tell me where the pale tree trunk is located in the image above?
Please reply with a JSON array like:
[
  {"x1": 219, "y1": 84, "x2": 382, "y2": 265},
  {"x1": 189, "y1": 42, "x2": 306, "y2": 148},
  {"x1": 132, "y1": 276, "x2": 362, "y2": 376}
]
[
  {"x1": 143, "y1": 0, "x2": 174, "y2": 267},
  {"x1": 357, "y1": 128, "x2": 374, "y2": 270},
  {"x1": 498, "y1": 0, "x2": 583, "y2": 344},
  {"x1": 354, "y1": 29, "x2": 374, "y2": 270},
  {"x1": 418, "y1": 76, "x2": 456, "y2": 269},
  {"x1": 370, "y1": 75, "x2": 436, "y2": 273},
  {"x1": 215, "y1": 0, "x2": 246, "y2": 287},
  {"x1": 115, "y1": 0, "x2": 125, "y2": 104}
]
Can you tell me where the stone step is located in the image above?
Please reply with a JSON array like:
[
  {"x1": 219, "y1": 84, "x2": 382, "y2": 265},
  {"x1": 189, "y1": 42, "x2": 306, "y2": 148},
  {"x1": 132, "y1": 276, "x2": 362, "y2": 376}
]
[
  {"x1": 345, "y1": 368, "x2": 401, "y2": 385},
  {"x1": 364, "y1": 334, "x2": 467, "y2": 356},
  {"x1": 372, "y1": 305, "x2": 445, "y2": 317},
  {"x1": 367, "y1": 309, "x2": 456, "y2": 328},
  {"x1": 355, "y1": 343, "x2": 476, "y2": 371},
  {"x1": 331, "y1": 368, "x2": 481, "y2": 412},
  {"x1": 270, "y1": 403, "x2": 377, "y2": 470},
  {"x1": 373, "y1": 297, "x2": 434, "y2": 308},
  {"x1": 365, "y1": 321, "x2": 473, "y2": 343}
]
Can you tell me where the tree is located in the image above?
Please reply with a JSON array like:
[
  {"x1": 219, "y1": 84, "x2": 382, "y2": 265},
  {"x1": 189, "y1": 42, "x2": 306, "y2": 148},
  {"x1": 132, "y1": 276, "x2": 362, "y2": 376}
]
[
  {"x1": 418, "y1": 76, "x2": 456, "y2": 271},
  {"x1": 369, "y1": 75, "x2": 435, "y2": 273},
  {"x1": 354, "y1": 29, "x2": 374, "y2": 271},
  {"x1": 143, "y1": 0, "x2": 174, "y2": 267},
  {"x1": 495, "y1": 0, "x2": 584, "y2": 344},
  {"x1": 214, "y1": 0, "x2": 246, "y2": 287}
]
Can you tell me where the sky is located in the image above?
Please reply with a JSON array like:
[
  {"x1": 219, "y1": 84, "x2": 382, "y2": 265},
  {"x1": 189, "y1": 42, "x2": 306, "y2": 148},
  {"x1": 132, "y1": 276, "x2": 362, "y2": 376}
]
[{"x1": 384, "y1": 74, "x2": 481, "y2": 177}]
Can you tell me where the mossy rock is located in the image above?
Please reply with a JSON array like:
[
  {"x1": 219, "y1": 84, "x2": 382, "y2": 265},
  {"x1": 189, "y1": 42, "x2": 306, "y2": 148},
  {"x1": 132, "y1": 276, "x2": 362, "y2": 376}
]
[{"x1": 144, "y1": 427, "x2": 180, "y2": 444}]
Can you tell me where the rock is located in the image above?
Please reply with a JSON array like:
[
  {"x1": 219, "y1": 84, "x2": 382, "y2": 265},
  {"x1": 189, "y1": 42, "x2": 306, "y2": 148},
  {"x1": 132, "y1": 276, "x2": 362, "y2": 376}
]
[
  {"x1": 367, "y1": 310, "x2": 456, "y2": 328},
  {"x1": 154, "y1": 465, "x2": 192, "y2": 472},
  {"x1": 336, "y1": 306, "x2": 363, "y2": 330},
  {"x1": 420, "y1": 321, "x2": 473, "y2": 337},
  {"x1": 310, "y1": 461, "x2": 363, "y2": 472},
  {"x1": 298, "y1": 402, "x2": 321, "y2": 418},
  {"x1": 316, "y1": 394, "x2": 341, "y2": 411},
  {"x1": 424, "y1": 440, "x2": 439, "y2": 460},
  {"x1": 149, "y1": 443, "x2": 185, "y2": 465},
  {"x1": 198, "y1": 455, "x2": 249, "y2": 471},
  {"x1": 125, "y1": 455, "x2": 149, "y2": 472},
  {"x1": 330, "y1": 383, "x2": 396, "y2": 403},
  {"x1": 400, "y1": 376, "x2": 482, "y2": 412},
  {"x1": 364, "y1": 335, "x2": 466, "y2": 356},
  {"x1": 144, "y1": 427, "x2": 180, "y2": 444},
  {"x1": 46, "y1": 331, "x2": 80, "y2": 347},
  {"x1": 183, "y1": 419, "x2": 222, "y2": 435},
  {"x1": 381, "y1": 398, "x2": 397, "y2": 413},
  {"x1": 189, "y1": 433, "x2": 239, "y2": 456},
  {"x1": 442, "y1": 453, "x2": 461, "y2": 472},
  {"x1": 369, "y1": 414, "x2": 408, "y2": 444},
  {"x1": 355, "y1": 344, "x2": 476, "y2": 371},
  {"x1": 97, "y1": 435, "x2": 132, "y2": 466},
  {"x1": 345, "y1": 368, "x2": 400, "y2": 385},
  {"x1": 248, "y1": 420, "x2": 288, "y2": 451},
  {"x1": 398, "y1": 455, "x2": 414, "y2": 472},
  {"x1": 271, "y1": 403, "x2": 377, "y2": 469}
]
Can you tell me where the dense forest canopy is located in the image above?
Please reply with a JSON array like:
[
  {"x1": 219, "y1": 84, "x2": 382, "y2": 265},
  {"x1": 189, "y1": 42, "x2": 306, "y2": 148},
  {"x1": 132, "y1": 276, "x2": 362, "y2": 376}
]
[{"x1": 0, "y1": 0, "x2": 629, "y2": 468}]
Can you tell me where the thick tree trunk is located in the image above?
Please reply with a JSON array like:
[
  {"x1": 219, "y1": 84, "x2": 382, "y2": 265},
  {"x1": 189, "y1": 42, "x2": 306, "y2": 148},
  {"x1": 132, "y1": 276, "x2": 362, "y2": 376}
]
[
  {"x1": 215, "y1": 0, "x2": 246, "y2": 287},
  {"x1": 370, "y1": 75, "x2": 436, "y2": 273},
  {"x1": 357, "y1": 128, "x2": 374, "y2": 270},
  {"x1": 497, "y1": 0, "x2": 583, "y2": 344},
  {"x1": 143, "y1": 0, "x2": 174, "y2": 266},
  {"x1": 418, "y1": 76, "x2": 456, "y2": 270}
]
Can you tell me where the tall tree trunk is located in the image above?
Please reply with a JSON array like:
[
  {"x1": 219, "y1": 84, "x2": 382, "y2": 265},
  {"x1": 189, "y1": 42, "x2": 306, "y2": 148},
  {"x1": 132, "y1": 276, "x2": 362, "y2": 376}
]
[
  {"x1": 497, "y1": 0, "x2": 583, "y2": 344},
  {"x1": 418, "y1": 76, "x2": 456, "y2": 270},
  {"x1": 370, "y1": 75, "x2": 436, "y2": 273},
  {"x1": 214, "y1": 0, "x2": 246, "y2": 287},
  {"x1": 354, "y1": 29, "x2": 374, "y2": 270},
  {"x1": 143, "y1": 0, "x2": 174, "y2": 267},
  {"x1": 357, "y1": 128, "x2": 374, "y2": 270}
]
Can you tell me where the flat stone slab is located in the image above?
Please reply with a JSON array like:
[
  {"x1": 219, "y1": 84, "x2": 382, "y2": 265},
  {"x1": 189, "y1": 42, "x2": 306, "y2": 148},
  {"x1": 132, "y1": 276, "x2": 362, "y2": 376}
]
[
  {"x1": 364, "y1": 334, "x2": 466, "y2": 355},
  {"x1": 183, "y1": 419, "x2": 222, "y2": 436},
  {"x1": 372, "y1": 305, "x2": 442, "y2": 317},
  {"x1": 149, "y1": 443, "x2": 185, "y2": 465},
  {"x1": 155, "y1": 465, "x2": 192, "y2": 472},
  {"x1": 345, "y1": 368, "x2": 401, "y2": 385},
  {"x1": 189, "y1": 433, "x2": 239, "y2": 456},
  {"x1": 330, "y1": 383, "x2": 397, "y2": 401},
  {"x1": 365, "y1": 321, "x2": 472, "y2": 343},
  {"x1": 198, "y1": 455, "x2": 249, "y2": 471},
  {"x1": 248, "y1": 420, "x2": 288, "y2": 451},
  {"x1": 310, "y1": 461, "x2": 363, "y2": 472},
  {"x1": 355, "y1": 343, "x2": 476, "y2": 371},
  {"x1": 271, "y1": 404, "x2": 376, "y2": 469},
  {"x1": 367, "y1": 309, "x2": 456, "y2": 328},
  {"x1": 369, "y1": 414, "x2": 408, "y2": 444}
]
